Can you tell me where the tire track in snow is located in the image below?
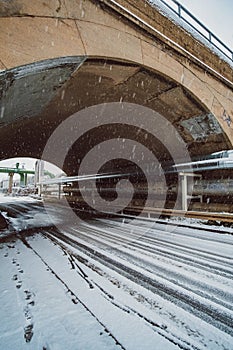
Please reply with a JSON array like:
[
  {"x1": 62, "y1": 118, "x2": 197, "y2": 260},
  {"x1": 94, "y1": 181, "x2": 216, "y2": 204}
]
[{"x1": 44, "y1": 227, "x2": 233, "y2": 337}]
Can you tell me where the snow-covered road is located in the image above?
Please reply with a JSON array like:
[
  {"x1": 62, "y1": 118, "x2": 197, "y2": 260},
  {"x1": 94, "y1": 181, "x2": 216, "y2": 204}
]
[{"x1": 0, "y1": 198, "x2": 232, "y2": 349}]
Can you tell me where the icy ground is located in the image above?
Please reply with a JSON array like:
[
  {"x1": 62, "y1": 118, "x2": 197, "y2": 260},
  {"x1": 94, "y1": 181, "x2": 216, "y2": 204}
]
[{"x1": 0, "y1": 197, "x2": 233, "y2": 350}]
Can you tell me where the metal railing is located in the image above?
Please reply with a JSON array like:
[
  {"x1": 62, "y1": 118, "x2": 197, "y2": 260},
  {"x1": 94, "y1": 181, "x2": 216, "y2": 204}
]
[{"x1": 158, "y1": 0, "x2": 233, "y2": 62}]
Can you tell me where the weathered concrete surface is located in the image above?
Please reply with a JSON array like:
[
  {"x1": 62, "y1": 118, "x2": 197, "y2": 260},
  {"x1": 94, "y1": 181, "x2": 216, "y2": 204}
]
[
  {"x1": 108, "y1": 0, "x2": 233, "y2": 82},
  {"x1": 0, "y1": 0, "x2": 233, "y2": 171},
  {"x1": 0, "y1": 58, "x2": 229, "y2": 174},
  {"x1": 0, "y1": 57, "x2": 85, "y2": 125}
]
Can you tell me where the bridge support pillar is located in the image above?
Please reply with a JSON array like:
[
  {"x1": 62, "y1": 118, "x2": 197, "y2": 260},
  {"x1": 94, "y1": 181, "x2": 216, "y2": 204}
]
[
  {"x1": 180, "y1": 173, "x2": 188, "y2": 211},
  {"x1": 20, "y1": 173, "x2": 25, "y2": 186},
  {"x1": 179, "y1": 172, "x2": 202, "y2": 211},
  {"x1": 8, "y1": 173, "x2": 14, "y2": 194}
]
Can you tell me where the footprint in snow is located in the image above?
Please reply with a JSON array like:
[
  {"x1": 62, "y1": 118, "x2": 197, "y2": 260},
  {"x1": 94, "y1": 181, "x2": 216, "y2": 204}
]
[
  {"x1": 16, "y1": 281, "x2": 22, "y2": 289},
  {"x1": 12, "y1": 274, "x2": 18, "y2": 281},
  {"x1": 24, "y1": 324, "x2": 33, "y2": 343}
]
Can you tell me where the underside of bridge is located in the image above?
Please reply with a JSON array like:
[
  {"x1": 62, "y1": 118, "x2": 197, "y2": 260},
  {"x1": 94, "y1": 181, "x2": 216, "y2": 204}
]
[{"x1": 0, "y1": 56, "x2": 231, "y2": 176}]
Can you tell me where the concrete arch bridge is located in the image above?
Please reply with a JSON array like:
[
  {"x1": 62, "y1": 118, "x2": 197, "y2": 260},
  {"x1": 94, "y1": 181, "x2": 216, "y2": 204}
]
[{"x1": 0, "y1": 0, "x2": 233, "y2": 179}]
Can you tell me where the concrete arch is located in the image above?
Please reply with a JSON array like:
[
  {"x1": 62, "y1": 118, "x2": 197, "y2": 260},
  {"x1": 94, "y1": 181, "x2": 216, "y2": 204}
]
[
  {"x1": 0, "y1": 55, "x2": 230, "y2": 166},
  {"x1": 0, "y1": 0, "x2": 233, "y2": 170}
]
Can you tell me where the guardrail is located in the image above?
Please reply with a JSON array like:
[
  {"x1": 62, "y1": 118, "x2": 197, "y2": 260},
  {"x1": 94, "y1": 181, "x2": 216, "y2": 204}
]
[{"x1": 159, "y1": 0, "x2": 233, "y2": 62}]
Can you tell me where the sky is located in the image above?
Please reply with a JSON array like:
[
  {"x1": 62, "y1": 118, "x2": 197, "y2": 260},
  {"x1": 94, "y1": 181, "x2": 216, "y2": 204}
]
[
  {"x1": 0, "y1": 158, "x2": 63, "y2": 182},
  {"x1": 0, "y1": 0, "x2": 232, "y2": 182}
]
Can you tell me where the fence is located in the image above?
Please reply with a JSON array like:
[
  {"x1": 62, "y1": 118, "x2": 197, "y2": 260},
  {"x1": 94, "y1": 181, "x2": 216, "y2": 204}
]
[{"x1": 159, "y1": 0, "x2": 233, "y2": 62}]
